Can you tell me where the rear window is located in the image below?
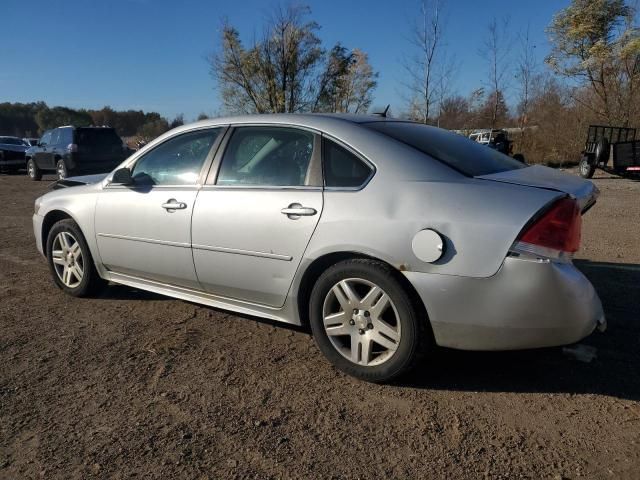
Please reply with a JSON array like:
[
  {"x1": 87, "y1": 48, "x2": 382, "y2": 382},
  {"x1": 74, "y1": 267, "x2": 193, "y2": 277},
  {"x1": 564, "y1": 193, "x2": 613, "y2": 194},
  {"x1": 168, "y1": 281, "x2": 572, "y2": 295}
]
[
  {"x1": 363, "y1": 121, "x2": 526, "y2": 177},
  {"x1": 76, "y1": 128, "x2": 122, "y2": 146}
]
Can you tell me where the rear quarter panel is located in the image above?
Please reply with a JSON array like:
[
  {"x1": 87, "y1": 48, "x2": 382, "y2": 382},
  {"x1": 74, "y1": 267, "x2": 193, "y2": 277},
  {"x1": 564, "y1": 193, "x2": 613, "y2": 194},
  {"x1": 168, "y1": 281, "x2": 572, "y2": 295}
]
[{"x1": 304, "y1": 175, "x2": 562, "y2": 278}]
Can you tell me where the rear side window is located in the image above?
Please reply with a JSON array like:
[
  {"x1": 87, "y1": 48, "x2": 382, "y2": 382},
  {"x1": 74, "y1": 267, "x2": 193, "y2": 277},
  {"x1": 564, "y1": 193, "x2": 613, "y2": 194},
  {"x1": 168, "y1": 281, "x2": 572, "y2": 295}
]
[
  {"x1": 323, "y1": 139, "x2": 372, "y2": 188},
  {"x1": 363, "y1": 122, "x2": 526, "y2": 177},
  {"x1": 217, "y1": 127, "x2": 314, "y2": 187},
  {"x1": 76, "y1": 128, "x2": 122, "y2": 147},
  {"x1": 59, "y1": 128, "x2": 73, "y2": 145}
]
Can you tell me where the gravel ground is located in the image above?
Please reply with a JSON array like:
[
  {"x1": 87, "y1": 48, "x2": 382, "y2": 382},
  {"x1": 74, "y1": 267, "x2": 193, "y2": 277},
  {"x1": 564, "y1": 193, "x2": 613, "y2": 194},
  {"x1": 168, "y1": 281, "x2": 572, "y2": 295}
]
[{"x1": 1, "y1": 169, "x2": 639, "y2": 479}]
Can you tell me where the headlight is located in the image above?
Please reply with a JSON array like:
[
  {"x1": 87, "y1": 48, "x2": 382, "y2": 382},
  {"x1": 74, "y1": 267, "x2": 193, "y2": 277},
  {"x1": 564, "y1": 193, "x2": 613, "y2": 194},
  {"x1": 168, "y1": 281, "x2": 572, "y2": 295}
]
[{"x1": 34, "y1": 197, "x2": 42, "y2": 215}]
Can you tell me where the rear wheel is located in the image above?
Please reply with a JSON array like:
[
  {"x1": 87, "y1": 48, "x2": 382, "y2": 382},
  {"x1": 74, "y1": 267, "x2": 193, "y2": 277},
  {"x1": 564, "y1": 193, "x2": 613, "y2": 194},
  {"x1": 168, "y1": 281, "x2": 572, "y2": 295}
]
[
  {"x1": 309, "y1": 259, "x2": 430, "y2": 383},
  {"x1": 579, "y1": 155, "x2": 596, "y2": 178},
  {"x1": 46, "y1": 219, "x2": 106, "y2": 297},
  {"x1": 56, "y1": 159, "x2": 67, "y2": 180},
  {"x1": 27, "y1": 159, "x2": 42, "y2": 181}
]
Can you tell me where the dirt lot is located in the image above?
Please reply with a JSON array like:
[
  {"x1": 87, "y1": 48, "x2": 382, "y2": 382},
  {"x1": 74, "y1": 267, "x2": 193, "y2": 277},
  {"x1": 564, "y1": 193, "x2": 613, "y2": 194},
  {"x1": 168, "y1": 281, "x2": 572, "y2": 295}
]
[{"x1": 1, "y1": 169, "x2": 639, "y2": 479}]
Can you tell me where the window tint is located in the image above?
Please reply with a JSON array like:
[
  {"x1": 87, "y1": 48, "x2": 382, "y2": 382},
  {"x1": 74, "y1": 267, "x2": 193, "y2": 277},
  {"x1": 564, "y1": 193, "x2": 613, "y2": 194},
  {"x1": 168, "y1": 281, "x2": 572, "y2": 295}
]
[
  {"x1": 217, "y1": 127, "x2": 314, "y2": 186},
  {"x1": 363, "y1": 122, "x2": 526, "y2": 177},
  {"x1": 50, "y1": 129, "x2": 61, "y2": 146},
  {"x1": 0, "y1": 137, "x2": 24, "y2": 145},
  {"x1": 76, "y1": 128, "x2": 122, "y2": 146},
  {"x1": 323, "y1": 139, "x2": 372, "y2": 188},
  {"x1": 40, "y1": 131, "x2": 52, "y2": 146},
  {"x1": 59, "y1": 128, "x2": 73, "y2": 145},
  {"x1": 131, "y1": 129, "x2": 220, "y2": 185}
]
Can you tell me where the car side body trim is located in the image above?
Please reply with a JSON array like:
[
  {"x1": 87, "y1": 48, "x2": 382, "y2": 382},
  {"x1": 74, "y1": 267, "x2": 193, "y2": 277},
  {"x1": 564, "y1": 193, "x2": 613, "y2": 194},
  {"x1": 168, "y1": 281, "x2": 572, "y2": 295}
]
[
  {"x1": 191, "y1": 243, "x2": 293, "y2": 261},
  {"x1": 96, "y1": 232, "x2": 190, "y2": 248}
]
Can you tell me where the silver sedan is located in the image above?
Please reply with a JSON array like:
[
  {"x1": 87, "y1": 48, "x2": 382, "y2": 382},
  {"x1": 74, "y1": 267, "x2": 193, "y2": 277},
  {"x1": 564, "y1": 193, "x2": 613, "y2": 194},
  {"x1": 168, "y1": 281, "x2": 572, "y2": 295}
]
[{"x1": 32, "y1": 114, "x2": 606, "y2": 382}]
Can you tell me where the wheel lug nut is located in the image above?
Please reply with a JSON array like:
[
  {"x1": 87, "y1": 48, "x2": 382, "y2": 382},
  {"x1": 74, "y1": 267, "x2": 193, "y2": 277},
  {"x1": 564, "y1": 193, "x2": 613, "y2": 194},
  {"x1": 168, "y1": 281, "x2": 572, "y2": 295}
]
[
  {"x1": 349, "y1": 320, "x2": 355, "y2": 326},
  {"x1": 364, "y1": 311, "x2": 370, "y2": 317},
  {"x1": 367, "y1": 323, "x2": 373, "y2": 330},
  {"x1": 353, "y1": 309, "x2": 358, "y2": 314},
  {"x1": 358, "y1": 329, "x2": 365, "y2": 335}
]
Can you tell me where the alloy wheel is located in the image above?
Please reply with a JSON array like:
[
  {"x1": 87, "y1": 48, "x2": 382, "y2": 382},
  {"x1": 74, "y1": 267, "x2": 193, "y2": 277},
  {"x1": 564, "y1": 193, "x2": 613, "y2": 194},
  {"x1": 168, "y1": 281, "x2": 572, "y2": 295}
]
[
  {"x1": 28, "y1": 162, "x2": 34, "y2": 178},
  {"x1": 57, "y1": 162, "x2": 66, "y2": 179},
  {"x1": 51, "y1": 231, "x2": 84, "y2": 288},
  {"x1": 322, "y1": 278, "x2": 401, "y2": 367}
]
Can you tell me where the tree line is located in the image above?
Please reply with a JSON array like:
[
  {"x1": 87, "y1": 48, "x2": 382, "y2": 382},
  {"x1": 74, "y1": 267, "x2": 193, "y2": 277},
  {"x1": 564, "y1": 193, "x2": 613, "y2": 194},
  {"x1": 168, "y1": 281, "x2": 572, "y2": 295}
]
[
  {"x1": 2, "y1": 0, "x2": 638, "y2": 166},
  {"x1": 0, "y1": 102, "x2": 192, "y2": 141}
]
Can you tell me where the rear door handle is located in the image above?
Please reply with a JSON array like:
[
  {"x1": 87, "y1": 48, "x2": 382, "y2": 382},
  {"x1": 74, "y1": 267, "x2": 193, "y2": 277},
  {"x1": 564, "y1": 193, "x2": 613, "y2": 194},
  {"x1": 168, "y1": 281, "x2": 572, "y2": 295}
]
[
  {"x1": 281, "y1": 203, "x2": 317, "y2": 218},
  {"x1": 162, "y1": 199, "x2": 187, "y2": 211}
]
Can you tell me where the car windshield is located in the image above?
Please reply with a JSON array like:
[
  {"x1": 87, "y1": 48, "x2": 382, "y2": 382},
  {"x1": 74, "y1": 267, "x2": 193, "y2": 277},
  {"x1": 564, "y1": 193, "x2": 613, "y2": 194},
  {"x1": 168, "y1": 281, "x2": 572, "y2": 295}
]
[
  {"x1": 363, "y1": 121, "x2": 526, "y2": 177},
  {"x1": 0, "y1": 137, "x2": 24, "y2": 146},
  {"x1": 76, "y1": 128, "x2": 122, "y2": 146}
]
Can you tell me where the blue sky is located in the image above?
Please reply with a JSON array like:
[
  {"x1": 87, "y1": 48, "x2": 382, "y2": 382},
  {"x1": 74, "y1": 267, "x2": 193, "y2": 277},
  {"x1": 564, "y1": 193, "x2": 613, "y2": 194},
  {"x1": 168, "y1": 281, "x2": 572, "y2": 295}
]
[{"x1": 1, "y1": 0, "x2": 571, "y2": 121}]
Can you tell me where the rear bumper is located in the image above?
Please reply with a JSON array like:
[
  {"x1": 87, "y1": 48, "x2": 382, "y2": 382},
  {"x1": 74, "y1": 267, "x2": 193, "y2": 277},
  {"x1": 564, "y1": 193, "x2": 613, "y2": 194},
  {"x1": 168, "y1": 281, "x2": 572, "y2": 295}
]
[{"x1": 405, "y1": 256, "x2": 605, "y2": 350}]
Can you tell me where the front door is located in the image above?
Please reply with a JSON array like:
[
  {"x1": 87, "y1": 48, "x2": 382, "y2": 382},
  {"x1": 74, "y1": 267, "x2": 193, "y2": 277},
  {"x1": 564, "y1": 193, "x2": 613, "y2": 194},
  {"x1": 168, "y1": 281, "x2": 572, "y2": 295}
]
[
  {"x1": 34, "y1": 130, "x2": 53, "y2": 169},
  {"x1": 192, "y1": 126, "x2": 323, "y2": 307},
  {"x1": 94, "y1": 128, "x2": 223, "y2": 288}
]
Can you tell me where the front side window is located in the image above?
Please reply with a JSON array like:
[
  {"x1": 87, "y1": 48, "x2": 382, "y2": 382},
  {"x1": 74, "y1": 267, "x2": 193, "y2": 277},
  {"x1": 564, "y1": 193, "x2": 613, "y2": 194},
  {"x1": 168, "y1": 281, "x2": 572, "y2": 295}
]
[
  {"x1": 217, "y1": 127, "x2": 314, "y2": 187},
  {"x1": 40, "y1": 131, "x2": 52, "y2": 146},
  {"x1": 323, "y1": 139, "x2": 373, "y2": 188},
  {"x1": 131, "y1": 129, "x2": 220, "y2": 186}
]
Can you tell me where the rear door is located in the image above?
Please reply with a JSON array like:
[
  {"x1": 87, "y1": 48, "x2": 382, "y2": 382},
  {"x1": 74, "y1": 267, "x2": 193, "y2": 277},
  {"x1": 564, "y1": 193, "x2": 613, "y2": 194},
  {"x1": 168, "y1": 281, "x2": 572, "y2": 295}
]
[{"x1": 191, "y1": 126, "x2": 323, "y2": 307}]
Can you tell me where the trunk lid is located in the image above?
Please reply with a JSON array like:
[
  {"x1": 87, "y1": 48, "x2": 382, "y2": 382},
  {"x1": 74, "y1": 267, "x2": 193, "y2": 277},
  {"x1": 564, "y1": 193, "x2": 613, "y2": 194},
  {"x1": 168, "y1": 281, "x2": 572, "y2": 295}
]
[{"x1": 476, "y1": 165, "x2": 598, "y2": 212}]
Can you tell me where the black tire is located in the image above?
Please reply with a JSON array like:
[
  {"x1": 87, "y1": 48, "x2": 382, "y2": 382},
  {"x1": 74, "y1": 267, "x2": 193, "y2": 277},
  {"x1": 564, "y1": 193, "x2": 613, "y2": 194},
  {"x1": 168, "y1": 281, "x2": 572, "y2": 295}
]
[
  {"x1": 56, "y1": 159, "x2": 68, "y2": 180},
  {"x1": 579, "y1": 155, "x2": 596, "y2": 178},
  {"x1": 595, "y1": 137, "x2": 610, "y2": 165},
  {"x1": 46, "y1": 219, "x2": 106, "y2": 297},
  {"x1": 309, "y1": 259, "x2": 430, "y2": 383},
  {"x1": 27, "y1": 158, "x2": 42, "y2": 181}
]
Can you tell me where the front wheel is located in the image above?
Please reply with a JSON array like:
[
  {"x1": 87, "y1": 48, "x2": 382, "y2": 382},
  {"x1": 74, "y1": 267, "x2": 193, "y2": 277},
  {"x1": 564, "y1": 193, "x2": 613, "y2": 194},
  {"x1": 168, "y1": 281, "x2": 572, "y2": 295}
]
[
  {"x1": 27, "y1": 159, "x2": 42, "y2": 180},
  {"x1": 309, "y1": 259, "x2": 430, "y2": 383},
  {"x1": 46, "y1": 219, "x2": 106, "y2": 297},
  {"x1": 56, "y1": 159, "x2": 68, "y2": 180},
  {"x1": 579, "y1": 155, "x2": 596, "y2": 178}
]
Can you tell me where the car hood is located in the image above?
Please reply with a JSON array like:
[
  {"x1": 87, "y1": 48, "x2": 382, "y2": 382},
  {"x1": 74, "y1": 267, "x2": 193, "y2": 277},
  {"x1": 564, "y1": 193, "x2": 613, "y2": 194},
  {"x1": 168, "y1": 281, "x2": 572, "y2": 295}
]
[
  {"x1": 476, "y1": 165, "x2": 598, "y2": 212},
  {"x1": 52, "y1": 173, "x2": 109, "y2": 189},
  {"x1": 0, "y1": 143, "x2": 28, "y2": 153}
]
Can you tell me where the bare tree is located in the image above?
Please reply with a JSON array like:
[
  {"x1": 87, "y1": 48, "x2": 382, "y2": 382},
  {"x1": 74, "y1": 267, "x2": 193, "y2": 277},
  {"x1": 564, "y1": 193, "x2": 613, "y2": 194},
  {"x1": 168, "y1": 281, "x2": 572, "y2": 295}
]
[
  {"x1": 405, "y1": 0, "x2": 445, "y2": 123},
  {"x1": 211, "y1": 4, "x2": 377, "y2": 115},
  {"x1": 480, "y1": 17, "x2": 511, "y2": 128},
  {"x1": 515, "y1": 24, "x2": 537, "y2": 139}
]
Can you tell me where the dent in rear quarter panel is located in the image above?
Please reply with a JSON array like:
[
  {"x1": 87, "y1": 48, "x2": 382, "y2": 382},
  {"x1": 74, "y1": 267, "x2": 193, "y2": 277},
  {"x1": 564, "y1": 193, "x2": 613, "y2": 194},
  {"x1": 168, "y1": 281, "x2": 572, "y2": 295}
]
[{"x1": 305, "y1": 177, "x2": 562, "y2": 279}]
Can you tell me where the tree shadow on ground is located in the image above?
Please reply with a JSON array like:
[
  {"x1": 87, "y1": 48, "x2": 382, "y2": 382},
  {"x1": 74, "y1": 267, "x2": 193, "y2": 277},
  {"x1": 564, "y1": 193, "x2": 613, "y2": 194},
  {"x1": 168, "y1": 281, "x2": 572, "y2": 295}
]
[{"x1": 402, "y1": 260, "x2": 640, "y2": 401}]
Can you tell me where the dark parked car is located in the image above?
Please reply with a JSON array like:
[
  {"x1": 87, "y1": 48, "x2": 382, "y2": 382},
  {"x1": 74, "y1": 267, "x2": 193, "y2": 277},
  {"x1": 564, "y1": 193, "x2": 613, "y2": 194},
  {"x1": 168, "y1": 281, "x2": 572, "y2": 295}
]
[
  {"x1": 0, "y1": 136, "x2": 29, "y2": 173},
  {"x1": 26, "y1": 126, "x2": 130, "y2": 181}
]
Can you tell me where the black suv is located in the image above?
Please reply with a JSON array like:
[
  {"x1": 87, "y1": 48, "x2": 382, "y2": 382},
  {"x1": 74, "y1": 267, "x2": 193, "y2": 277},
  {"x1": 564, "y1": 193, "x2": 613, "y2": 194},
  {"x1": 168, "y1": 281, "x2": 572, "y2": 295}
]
[{"x1": 26, "y1": 126, "x2": 129, "y2": 180}]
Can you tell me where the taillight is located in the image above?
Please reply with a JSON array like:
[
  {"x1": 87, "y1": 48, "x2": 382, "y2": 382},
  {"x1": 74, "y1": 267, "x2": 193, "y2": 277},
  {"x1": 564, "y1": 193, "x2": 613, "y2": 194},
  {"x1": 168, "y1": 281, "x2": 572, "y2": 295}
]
[
  {"x1": 514, "y1": 197, "x2": 582, "y2": 258},
  {"x1": 67, "y1": 143, "x2": 78, "y2": 153}
]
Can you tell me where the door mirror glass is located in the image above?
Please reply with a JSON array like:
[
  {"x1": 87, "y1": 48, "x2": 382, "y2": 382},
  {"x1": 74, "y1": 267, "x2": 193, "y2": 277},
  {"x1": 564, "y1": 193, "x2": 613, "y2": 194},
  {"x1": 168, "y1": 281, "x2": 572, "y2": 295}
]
[{"x1": 111, "y1": 167, "x2": 133, "y2": 185}]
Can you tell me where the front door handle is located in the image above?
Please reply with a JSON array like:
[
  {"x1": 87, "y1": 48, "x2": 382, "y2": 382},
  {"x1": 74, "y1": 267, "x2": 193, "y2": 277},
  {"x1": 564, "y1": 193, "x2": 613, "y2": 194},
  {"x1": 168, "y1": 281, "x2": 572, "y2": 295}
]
[
  {"x1": 162, "y1": 199, "x2": 187, "y2": 211},
  {"x1": 281, "y1": 203, "x2": 317, "y2": 219}
]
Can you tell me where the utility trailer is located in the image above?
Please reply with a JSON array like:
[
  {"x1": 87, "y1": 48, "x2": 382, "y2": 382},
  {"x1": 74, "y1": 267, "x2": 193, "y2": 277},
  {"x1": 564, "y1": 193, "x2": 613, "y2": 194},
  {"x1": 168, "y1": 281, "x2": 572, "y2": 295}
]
[{"x1": 579, "y1": 124, "x2": 640, "y2": 178}]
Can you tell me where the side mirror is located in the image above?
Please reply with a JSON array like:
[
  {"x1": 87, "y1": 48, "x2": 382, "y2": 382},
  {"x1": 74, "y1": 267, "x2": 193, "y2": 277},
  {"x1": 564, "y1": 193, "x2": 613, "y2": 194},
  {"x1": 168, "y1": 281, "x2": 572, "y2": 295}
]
[{"x1": 111, "y1": 167, "x2": 133, "y2": 185}]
